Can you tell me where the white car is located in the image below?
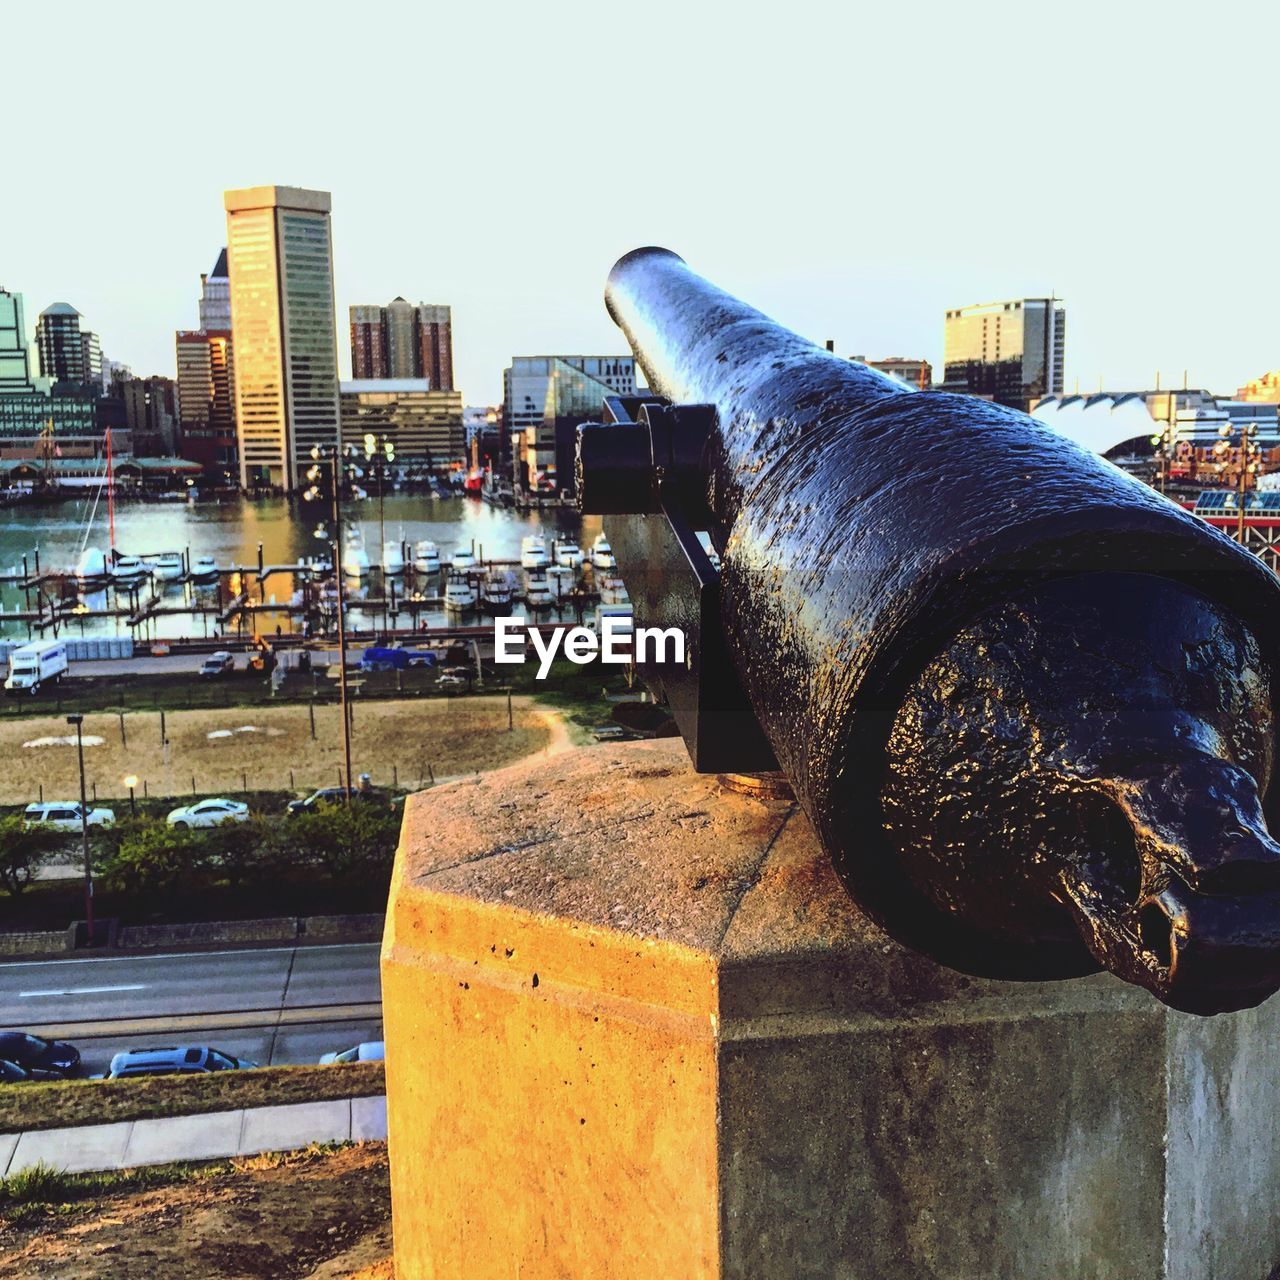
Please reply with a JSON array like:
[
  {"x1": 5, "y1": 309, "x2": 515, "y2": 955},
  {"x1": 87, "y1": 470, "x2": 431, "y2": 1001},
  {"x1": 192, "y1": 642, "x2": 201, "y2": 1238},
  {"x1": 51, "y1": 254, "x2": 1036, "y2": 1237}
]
[
  {"x1": 23, "y1": 801, "x2": 115, "y2": 831},
  {"x1": 320, "y1": 1040, "x2": 385, "y2": 1065},
  {"x1": 166, "y1": 798, "x2": 250, "y2": 829}
]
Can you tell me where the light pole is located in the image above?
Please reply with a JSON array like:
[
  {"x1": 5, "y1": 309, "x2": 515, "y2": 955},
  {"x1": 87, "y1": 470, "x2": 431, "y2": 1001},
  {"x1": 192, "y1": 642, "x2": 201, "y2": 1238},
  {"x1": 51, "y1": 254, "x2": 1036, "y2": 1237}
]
[
  {"x1": 123, "y1": 773, "x2": 137, "y2": 818},
  {"x1": 1212, "y1": 421, "x2": 1262, "y2": 548},
  {"x1": 66, "y1": 713, "x2": 93, "y2": 943},
  {"x1": 306, "y1": 445, "x2": 355, "y2": 803},
  {"x1": 1149, "y1": 422, "x2": 1174, "y2": 494},
  {"x1": 364, "y1": 433, "x2": 396, "y2": 570}
]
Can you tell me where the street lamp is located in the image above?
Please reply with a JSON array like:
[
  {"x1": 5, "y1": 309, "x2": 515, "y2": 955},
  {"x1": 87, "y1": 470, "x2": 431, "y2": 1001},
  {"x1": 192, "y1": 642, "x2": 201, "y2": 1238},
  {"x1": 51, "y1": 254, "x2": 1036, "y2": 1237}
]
[
  {"x1": 66, "y1": 714, "x2": 93, "y2": 944},
  {"x1": 307, "y1": 444, "x2": 355, "y2": 803},
  {"x1": 1212, "y1": 421, "x2": 1262, "y2": 547},
  {"x1": 123, "y1": 773, "x2": 138, "y2": 818},
  {"x1": 364, "y1": 433, "x2": 396, "y2": 569},
  {"x1": 1149, "y1": 422, "x2": 1175, "y2": 494}
]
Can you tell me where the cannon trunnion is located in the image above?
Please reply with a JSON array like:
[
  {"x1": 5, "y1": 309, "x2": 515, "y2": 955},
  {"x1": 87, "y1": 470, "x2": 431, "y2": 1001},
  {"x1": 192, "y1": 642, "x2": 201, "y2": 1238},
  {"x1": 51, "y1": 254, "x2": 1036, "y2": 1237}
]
[{"x1": 579, "y1": 246, "x2": 1280, "y2": 1016}]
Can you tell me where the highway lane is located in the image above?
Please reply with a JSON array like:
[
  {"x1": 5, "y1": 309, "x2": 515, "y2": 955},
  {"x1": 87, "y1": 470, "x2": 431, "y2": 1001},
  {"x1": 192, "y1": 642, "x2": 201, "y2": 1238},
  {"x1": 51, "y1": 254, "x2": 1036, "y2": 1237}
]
[{"x1": 0, "y1": 943, "x2": 383, "y2": 1071}]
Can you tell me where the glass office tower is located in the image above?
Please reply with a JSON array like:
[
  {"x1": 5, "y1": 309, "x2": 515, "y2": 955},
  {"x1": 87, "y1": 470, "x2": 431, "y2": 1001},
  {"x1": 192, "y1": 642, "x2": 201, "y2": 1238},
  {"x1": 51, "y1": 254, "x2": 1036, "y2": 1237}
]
[
  {"x1": 943, "y1": 297, "x2": 1066, "y2": 411},
  {"x1": 224, "y1": 186, "x2": 340, "y2": 489}
]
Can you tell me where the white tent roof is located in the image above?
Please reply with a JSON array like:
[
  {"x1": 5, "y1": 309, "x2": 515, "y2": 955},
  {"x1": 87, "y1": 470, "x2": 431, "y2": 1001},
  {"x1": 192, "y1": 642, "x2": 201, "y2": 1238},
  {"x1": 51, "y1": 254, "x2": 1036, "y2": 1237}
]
[{"x1": 1031, "y1": 394, "x2": 1156, "y2": 457}]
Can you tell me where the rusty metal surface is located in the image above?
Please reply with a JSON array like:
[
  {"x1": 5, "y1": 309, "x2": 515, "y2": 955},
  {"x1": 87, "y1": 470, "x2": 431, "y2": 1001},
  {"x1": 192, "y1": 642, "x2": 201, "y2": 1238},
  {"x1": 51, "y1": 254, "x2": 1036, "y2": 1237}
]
[{"x1": 599, "y1": 247, "x2": 1280, "y2": 1015}]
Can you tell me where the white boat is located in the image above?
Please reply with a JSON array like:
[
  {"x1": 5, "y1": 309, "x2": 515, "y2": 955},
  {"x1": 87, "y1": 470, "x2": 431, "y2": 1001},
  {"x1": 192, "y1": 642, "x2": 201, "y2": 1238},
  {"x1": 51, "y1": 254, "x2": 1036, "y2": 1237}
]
[
  {"x1": 191, "y1": 555, "x2": 220, "y2": 584},
  {"x1": 451, "y1": 547, "x2": 477, "y2": 572},
  {"x1": 413, "y1": 540, "x2": 440, "y2": 574},
  {"x1": 481, "y1": 570, "x2": 514, "y2": 613},
  {"x1": 342, "y1": 528, "x2": 369, "y2": 579},
  {"x1": 443, "y1": 571, "x2": 477, "y2": 613},
  {"x1": 74, "y1": 546, "x2": 108, "y2": 585},
  {"x1": 591, "y1": 533, "x2": 616, "y2": 570},
  {"x1": 524, "y1": 572, "x2": 555, "y2": 611},
  {"x1": 382, "y1": 541, "x2": 406, "y2": 576},
  {"x1": 520, "y1": 534, "x2": 550, "y2": 570},
  {"x1": 598, "y1": 574, "x2": 629, "y2": 605},
  {"x1": 111, "y1": 554, "x2": 149, "y2": 586},
  {"x1": 555, "y1": 540, "x2": 584, "y2": 569},
  {"x1": 151, "y1": 552, "x2": 185, "y2": 582},
  {"x1": 547, "y1": 564, "x2": 574, "y2": 600}
]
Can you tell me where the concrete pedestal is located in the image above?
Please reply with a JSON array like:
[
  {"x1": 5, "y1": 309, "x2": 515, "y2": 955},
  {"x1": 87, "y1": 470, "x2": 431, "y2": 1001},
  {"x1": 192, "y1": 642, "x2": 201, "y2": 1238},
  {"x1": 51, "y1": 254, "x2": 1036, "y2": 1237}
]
[{"x1": 382, "y1": 738, "x2": 1280, "y2": 1280}]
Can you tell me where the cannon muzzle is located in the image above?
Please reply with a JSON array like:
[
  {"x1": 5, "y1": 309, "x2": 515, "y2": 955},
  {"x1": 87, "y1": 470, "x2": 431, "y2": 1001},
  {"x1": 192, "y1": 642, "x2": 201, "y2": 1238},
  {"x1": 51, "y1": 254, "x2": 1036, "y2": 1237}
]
[{"x1": 580, "y1": 247, "x2": 1280, "y2": 1016}]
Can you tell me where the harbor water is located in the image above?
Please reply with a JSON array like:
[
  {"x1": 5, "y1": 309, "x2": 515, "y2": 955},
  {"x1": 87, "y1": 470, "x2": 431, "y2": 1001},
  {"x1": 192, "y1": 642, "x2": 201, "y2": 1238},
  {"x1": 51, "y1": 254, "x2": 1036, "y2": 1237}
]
[{"x1": 0, "y1": 492, "x2": 597, "y2": 641}]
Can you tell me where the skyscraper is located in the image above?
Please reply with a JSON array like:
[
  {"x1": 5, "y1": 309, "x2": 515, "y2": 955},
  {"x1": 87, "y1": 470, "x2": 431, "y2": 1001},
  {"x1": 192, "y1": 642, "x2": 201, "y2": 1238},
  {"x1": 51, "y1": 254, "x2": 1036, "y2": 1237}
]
[
  {"x1": 199, "y1": 248, "x2": 231, "y2": 330},
  {"x1": 0, "y1": 288, "x2": 37, "y2": 395},
  {"x1": 349, "y1": 300, "x2": 454, "y2": 390},
  {"x1": 35, "y1": 302, "x2": 89, "y2": 383},
  {"x1": 224, "y1": 185, "x2": 340, "y2": 488},
  {"x1": 943, "y1": 297, "x2": 1065, "y2": 411},
  {"x1": 176, "y1": 330, "x2": 236, "y2": 470}
]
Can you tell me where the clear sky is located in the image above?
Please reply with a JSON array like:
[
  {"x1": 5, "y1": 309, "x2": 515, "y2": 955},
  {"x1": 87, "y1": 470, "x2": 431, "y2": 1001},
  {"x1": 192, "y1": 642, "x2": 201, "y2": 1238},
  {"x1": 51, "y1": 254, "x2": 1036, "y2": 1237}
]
[{"x1": 5, "y1": 1, "x2": 1276, "y2": 405}]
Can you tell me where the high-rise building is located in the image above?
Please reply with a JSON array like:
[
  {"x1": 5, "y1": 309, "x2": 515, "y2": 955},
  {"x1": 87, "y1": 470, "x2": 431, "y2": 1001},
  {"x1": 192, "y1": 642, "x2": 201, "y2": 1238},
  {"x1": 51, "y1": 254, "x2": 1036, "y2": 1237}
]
[
  {"x1": 339, "y1": 380, "x2": 465, "y2": 465},
  {"x1": 0, "y1": 288, "x2": 37, "y2": 396},
  {"x1": 348, "y1": 299, "x2": 454, "y2": 390},
  {"x1": 503, "y1": 356, "x2": 636, "y2": 498},
  {"x1": 943, "y1": 297, "x2": 1065, "y2": 411},
  {"x1": 199, "y1": 248, "x2": 232, "y2": 331},
  {"x1": 224, "y1": 185, "x2": 340, "y2": 488},
  {"x1": 176, "y1": 331, "x2": 237, "y2": 471},
  {"x1": 118, "y1": 375, "x2": 179, "y2": 454},
  {"x1": 35, "y1": 302, "x2": 90, "y2": 384}
]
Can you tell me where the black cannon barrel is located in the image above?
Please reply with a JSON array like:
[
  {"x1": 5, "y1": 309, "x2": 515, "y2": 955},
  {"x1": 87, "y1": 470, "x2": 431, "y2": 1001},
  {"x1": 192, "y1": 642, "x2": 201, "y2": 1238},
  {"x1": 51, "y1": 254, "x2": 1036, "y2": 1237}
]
[{"x1": 602, "y1": 247, "x2": 1280, "y2": 1015}]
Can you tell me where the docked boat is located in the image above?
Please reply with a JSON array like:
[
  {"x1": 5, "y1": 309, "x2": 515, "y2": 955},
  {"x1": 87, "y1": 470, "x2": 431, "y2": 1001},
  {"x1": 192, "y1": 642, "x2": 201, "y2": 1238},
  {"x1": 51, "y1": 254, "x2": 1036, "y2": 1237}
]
[
  {"x1": 74, "y1": 546, "x2": 109, "y2": 585},
  {"x1": 413, "y1": 540, "x2": 440, "y2": 574},
  {"x1": 111, "y1": 554, "x2": 149, "y2": 586},
  {"x1": 451, "y1": 546, "x2": 477, "y2": 572},
  {"x1": 555, "y1": 540, "x2": 584, "y2": 569},
  {"x1": 591, "y1": 533, "x2": 616, "y2": 570},
  {"x1": 598, "y1": 574, "x2": 629, "y2": 605},
  {"x1": 190, "y1": 555, "x2": 220, "y2": 584},
  {"x1": 443, "y1": 571, "x2": 478, "y2": 613},
  {"x1": 523, "y1": 572, "x2": 555, "y2": 611},
  {"x1": 151, "y1": 551, "x2": 185, "y2": 582},
  {"x1": 520, "y1": 534, "x2": 550, "y2": 570},
  {"x1": 481, "y1": 570, "x2": 515, "y2": 613},
  {"x1": 342, "y1": 528, "x2": 370, "y2": 579},
  {"x1": 547, "y1": 564, "x2": 575, "y2": 600},
  {"x1": 382, "y1": 541, "x2": 406, "y2": 576}
]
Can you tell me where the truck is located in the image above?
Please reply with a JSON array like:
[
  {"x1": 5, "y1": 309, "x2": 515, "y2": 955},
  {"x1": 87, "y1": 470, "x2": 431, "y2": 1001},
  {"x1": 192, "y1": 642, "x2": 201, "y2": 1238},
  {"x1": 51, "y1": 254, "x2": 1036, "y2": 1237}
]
[
  {"x1": 360, "y1": 646, "x2": 438, "y2": 672},
  {"x1": 5, "y1": 640, "x2": 68, "y2": 694}
]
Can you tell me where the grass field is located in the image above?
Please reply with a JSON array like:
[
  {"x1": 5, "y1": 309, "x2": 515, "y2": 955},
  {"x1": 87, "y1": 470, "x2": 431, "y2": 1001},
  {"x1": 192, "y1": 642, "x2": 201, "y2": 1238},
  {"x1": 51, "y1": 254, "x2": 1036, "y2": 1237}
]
[
  {"x1": 0, "y1": 1062, "x2": 385, "y2": 1135},
  {"x1": 0, "y1": 695, "x2": 564, "y2": 804}
]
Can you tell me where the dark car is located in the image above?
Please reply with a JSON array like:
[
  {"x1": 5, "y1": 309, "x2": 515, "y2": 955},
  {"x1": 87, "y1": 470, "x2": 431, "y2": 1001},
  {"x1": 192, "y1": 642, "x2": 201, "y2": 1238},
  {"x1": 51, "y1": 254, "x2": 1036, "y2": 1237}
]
[
  {"x1": 0, "y1": 1059, "x2": 30, "y2": 1084},
  {"x1": 286, "y1": 785, "x2": 382, "y2": 816},
  {"x1": 0, "y1": 1031, "x2": 80, "y2": 1079}
]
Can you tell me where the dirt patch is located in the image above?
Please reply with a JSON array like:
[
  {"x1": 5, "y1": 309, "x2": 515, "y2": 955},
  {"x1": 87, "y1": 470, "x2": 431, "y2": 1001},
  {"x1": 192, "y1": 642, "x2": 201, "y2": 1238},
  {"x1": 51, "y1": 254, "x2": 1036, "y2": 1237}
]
[
  {"x1": 0, "y1": 1142, "x2": 393, "y2": 1279},
  {"x1": 0, "y1": 696, "x2": 563, "y2": 803}
]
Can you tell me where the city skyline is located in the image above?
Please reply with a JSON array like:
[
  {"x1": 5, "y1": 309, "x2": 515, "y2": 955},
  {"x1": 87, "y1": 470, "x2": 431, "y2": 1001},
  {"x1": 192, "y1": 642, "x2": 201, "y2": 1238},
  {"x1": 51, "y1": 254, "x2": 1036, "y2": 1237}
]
[{"x1": 5, "y1": 2, "x2": 1277, "y2": 405}]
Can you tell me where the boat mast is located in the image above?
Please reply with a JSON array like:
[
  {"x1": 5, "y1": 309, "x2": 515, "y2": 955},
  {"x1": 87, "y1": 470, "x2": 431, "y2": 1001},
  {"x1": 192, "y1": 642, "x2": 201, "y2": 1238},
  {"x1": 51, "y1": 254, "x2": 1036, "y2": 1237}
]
[{"x1": 106, "y1": 428, "x2": 115, "y2": 555}]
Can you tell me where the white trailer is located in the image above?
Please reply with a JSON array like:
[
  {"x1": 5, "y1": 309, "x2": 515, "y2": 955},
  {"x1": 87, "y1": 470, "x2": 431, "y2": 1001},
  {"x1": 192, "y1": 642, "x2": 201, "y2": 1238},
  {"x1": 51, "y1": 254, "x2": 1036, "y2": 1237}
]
[{"x1": 5, "y1": 639, "x2": 69, "y2": 694}]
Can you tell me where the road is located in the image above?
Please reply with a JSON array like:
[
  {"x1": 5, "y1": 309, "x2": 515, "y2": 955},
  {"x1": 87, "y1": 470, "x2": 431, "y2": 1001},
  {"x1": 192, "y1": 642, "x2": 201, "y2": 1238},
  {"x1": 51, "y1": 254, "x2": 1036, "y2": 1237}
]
[{"x1": 0, "y1": 942, "x2": 382, "y2": 1074}]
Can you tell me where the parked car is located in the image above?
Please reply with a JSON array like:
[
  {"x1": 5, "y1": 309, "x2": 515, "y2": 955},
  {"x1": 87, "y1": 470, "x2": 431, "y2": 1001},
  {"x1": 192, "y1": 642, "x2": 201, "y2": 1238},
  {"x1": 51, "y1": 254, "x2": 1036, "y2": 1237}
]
[
  {"x1": 199, "y1": 651, "x2": 235, "y2": 678},
  {"x1": 286, "y1": 786, "x2": 382, "y2": 816},
  {"x1": 166, "y1": 798, "x2": 250, "y2": 829},
  {"x1": 0, "y1": 1031, "x2": 81, "y2": 1079},
  {"x1": 0, "y1": 1060, "x2": 30, "y2": 1084},
  {"x1": 23, "y1": 801, "x2": 114, "y2": 831},
  {"x1": 105, "y1": 1046, "x2": 257, "y2": 1079},
  {"x1": 437, "y1": 672, "x2": 468, "y2": 691},
  {"x1": 319, "y1": 1040, "x2": 385, "y2": 1065}
]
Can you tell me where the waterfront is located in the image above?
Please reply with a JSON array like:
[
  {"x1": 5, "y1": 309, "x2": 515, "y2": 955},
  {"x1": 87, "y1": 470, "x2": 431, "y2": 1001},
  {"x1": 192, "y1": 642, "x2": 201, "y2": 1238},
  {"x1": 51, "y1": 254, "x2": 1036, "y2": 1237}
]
[{"x1": 0, "y1": 492, "x2": 597, "y2": 641}]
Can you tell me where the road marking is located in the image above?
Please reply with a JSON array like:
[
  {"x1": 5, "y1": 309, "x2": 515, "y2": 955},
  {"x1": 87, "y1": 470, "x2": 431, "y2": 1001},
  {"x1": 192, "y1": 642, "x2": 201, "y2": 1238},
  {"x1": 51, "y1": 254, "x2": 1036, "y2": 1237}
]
[
  {"x1": 18, "y1": 1001, "x2": 383, "y2": 1040},
  {"x1": 0, "y1": 941, "x2": 379, "y2": 970},
  {"x1": 18, "y1": 983, "x2": 148, "y2": 998}
]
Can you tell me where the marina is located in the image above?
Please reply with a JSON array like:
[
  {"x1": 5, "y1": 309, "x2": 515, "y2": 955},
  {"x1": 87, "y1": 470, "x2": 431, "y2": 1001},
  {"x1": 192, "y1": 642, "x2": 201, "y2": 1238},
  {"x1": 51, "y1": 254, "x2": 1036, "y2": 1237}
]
[{"x1": 0, "y1": 491, "x2": 615, "y2": 643}]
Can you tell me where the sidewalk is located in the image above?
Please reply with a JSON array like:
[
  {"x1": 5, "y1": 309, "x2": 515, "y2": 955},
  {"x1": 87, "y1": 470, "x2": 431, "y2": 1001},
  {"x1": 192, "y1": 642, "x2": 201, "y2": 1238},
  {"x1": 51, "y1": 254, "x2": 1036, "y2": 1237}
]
[{"x1": 0, "y1": 1094, "x2": 387, "y2": 1176}]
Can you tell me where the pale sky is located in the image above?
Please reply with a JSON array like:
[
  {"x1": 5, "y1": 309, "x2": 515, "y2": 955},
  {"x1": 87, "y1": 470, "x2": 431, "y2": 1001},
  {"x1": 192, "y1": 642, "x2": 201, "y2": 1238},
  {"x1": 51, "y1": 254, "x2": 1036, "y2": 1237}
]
[{"x1": 5, "y1": 0, "x2": 1277, "y2": 405}]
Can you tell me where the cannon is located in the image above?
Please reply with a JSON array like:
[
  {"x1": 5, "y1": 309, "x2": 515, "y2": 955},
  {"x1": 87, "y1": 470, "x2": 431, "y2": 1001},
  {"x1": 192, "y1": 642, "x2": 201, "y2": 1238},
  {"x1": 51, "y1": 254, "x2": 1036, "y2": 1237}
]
[{"x1": 577, "y1": 247, "x2": 1280, "y2": 1016}]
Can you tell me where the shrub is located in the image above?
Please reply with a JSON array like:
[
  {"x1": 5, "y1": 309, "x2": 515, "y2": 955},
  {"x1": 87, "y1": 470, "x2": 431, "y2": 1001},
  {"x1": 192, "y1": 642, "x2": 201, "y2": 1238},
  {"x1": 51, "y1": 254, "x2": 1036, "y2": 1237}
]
[
  {"x1": 98, "y1": 819, "x2": 208, "y2": 897},
  {"x1": 0, "y1": 814, "x2": 68, "y2": 897},
  {"x1": 279, "y1": 802, "x2": 400, "y2": 884}
]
